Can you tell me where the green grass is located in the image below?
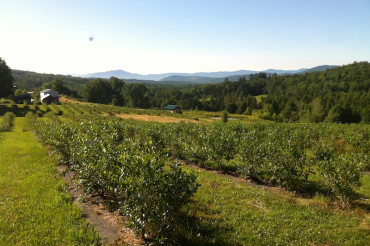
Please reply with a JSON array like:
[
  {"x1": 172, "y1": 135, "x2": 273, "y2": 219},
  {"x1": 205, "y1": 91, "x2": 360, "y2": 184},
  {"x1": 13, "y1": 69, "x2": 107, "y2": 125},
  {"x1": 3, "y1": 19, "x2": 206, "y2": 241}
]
[
  {"x1": 255, "y1": 94, "x2": 268, "y2": 104},
  {"x1": 0, "y1": 118, "x2": 100, "y2": 245},
  {"x1": 59, "y1": 104, "x2": 75, "y2": 117},
  {"x1": 27, "y1": 104, "x2": 37, "y2": 111},
  {"x1": 1, "y1": 102, "x2": 265, "y2": 123},
  {"x1": 63, "y1": 103, "x2": 84, "y2": 115},
  {"x1": 67, "y1": 103, "x2": 88, "y2": 115},
  {"x1": 358, "y1": 174, "x2": 370, "y2": 197},
  {"x1": 179, "y1": 166, "x2": 369, "y2": 245},
  {"x1": 1, "y1": 109, "x2": 367, "y2": 245},
  {"x1": 48, "y1": 103, "x2": 62, "y2": 115},
  {"x1": 38, "y1": 103, "x2": 49, "y2": 112}
]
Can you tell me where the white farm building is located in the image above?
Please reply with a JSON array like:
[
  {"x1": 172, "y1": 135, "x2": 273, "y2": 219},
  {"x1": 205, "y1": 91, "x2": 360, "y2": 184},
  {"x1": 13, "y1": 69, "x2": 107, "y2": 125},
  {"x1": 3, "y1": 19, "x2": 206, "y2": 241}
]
[{"x1": 40, "y1": 89, "x2": 59, "y2": 104}]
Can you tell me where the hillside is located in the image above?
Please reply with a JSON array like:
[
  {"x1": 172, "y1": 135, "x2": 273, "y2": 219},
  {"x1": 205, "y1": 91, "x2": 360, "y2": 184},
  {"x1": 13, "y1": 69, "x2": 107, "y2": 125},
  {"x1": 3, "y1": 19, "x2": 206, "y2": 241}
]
[
  {"x1": 300, "y1": 65, "x2": 339, "y2": 73},
  {"x1": 12, "y1": 70, "x2": 89, "y2": 91},
  {"x1": 83, "y1": 69, "x2": 259, "y2": 81},
  {"x1": 160, "y1": 75, "x2": 225, "y2": 83},
  {"x1": 10, "y1": 62, "x2": 369, "y2": 123},
  {"x1": 13, "y1": 64, "x2": 340, "y2": 90},
  {"x1": 149, "y1": 62, "x2": 370, "y2": 123}
]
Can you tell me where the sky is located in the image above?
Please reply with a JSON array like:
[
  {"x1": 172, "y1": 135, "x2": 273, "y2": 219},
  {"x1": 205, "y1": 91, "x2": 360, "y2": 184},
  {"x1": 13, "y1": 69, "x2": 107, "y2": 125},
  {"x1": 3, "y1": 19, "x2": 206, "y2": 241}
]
[{"x1": 0, "y1": 0, "x2": 369, "y2": 75}]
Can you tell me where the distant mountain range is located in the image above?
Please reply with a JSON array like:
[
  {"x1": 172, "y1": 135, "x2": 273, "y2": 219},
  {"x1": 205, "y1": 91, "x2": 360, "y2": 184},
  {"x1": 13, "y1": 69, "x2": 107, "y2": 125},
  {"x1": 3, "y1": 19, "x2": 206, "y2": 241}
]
[
  {"x1": 299, "y1": 65, "x2": 339, "y2": 74},
  {"x1": 82, "y1": 65, "x2": 339, "y2": 83}
]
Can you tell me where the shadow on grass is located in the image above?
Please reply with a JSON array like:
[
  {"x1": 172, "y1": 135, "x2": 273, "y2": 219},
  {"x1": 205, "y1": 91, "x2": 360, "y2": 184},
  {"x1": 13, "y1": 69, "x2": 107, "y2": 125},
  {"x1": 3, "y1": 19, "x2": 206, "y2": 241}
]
[
  {"x1": 290, "y1": 180, "x2": 332, "y2": 198},
  {"x1": 176, "y1": 203, "x2": 237, "y2": 246}
]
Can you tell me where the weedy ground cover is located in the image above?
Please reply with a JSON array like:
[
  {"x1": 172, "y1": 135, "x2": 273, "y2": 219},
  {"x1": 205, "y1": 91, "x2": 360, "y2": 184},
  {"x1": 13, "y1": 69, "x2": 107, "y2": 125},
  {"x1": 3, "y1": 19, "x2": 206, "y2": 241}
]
[{"x1": 0, "y1": 118, "x2": 100, "y2": 245}]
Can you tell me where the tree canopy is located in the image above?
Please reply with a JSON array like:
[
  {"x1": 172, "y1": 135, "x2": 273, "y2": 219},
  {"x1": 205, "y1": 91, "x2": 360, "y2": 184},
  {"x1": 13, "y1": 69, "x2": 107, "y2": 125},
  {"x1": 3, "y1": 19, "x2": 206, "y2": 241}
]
[
  {"x1": 82, "y1": 79, "x2": 113, "y2": 104},
  {"x1": 0, "y1": 58, "x2": 14, "y2": 98}
]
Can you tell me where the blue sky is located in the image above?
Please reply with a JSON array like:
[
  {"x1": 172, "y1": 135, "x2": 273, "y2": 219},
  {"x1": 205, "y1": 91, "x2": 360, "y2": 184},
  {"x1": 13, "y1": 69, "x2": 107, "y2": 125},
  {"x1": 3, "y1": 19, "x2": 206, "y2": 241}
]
[{"x1": 0, "y1": 0, "x2": 369, "y2": 75}]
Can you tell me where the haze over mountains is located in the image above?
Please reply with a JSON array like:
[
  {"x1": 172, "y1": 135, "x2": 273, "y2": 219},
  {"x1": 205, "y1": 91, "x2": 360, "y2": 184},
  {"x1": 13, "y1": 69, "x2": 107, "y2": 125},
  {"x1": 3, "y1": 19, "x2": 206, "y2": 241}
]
[{"x1": 82, "y1": 65, "x2": 338, "y2": 83}]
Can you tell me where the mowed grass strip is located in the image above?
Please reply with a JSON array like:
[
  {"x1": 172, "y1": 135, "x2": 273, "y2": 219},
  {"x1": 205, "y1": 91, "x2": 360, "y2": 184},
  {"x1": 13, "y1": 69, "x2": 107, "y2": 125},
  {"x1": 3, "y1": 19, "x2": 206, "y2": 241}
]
[
  {"x1": 180, "y1": 166, "x2": 370, "y2": 245},
  {"x1": 358, "y1": 174, "x2": 370, "y2": 198},
  {"x1": 0, "y1": 118, "x2": 100, "y2": 245}
]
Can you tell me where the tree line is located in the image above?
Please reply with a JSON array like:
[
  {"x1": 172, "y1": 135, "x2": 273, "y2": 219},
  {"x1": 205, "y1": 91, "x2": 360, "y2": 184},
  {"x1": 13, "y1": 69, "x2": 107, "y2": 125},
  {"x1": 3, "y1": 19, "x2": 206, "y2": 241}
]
[
  {"x1": 4, "y1": 58, "x2": 370, "y2": 123},
  {"x1": 147, "y1": 62, "x2": 369, "y2": 123}
]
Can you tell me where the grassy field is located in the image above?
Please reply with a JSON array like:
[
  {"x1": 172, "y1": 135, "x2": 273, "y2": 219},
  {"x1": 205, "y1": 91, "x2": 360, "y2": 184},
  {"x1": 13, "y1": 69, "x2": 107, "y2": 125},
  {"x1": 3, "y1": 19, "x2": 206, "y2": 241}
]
[
  {"x1": 0, "y1": 118, "x2": 100, "y2": 245},
  {"x1": 180, "y1": 166, "x2": 370, "y2": 245},
  {"x1": 255, "y1": 94, "x2": 268, "y2": 104},
  {"x1": 0, "y1": 103, "x2": 369, "y2": 245},
  {"x1": 358, "y1": 174, "x2": 370, "y2": 197}
]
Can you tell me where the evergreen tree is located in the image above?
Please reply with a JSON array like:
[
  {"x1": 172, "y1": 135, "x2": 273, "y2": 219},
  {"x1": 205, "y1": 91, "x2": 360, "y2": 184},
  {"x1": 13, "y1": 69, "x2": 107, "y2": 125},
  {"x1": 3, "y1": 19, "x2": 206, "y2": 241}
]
[{"x1": 0, "y1": 58, "x2": 14, "y2": 98}]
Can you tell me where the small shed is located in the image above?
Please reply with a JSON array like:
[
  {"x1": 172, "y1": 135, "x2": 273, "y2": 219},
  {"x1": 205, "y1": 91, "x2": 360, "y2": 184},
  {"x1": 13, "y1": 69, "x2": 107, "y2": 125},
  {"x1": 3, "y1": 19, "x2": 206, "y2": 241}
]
[
  {"x1": 164, "y1": 104, "x2": 182, "y2": 113},
  {"x1": 40, "y1": 89, "x2": 59, "y2": 104},
  {"x1": 15, "y1": 93, "x2": 32, "y2": 104}
]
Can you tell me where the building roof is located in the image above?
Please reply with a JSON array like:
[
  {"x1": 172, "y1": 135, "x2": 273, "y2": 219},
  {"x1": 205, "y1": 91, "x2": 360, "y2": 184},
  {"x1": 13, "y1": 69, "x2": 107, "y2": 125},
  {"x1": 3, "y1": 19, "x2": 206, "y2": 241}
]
[
  {"x1": 42, "y1": 94, "x2": 57, "y2": 99},
  {"x1": 40, "y1": 89, "x2": 59, "y2": 102},
  {"x1": 40, "y1": 89, "x2": 52, "y2": 93},
  {"x1": 164, "y1": 105, "x2": 179, "y2": 110}
]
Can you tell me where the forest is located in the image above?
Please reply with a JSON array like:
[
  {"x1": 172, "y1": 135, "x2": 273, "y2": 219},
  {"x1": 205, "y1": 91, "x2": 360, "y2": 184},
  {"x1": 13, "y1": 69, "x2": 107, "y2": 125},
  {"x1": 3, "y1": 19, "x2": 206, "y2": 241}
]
[{"x1": 12, "y1": 61, "x2": 370, "y2": 123}]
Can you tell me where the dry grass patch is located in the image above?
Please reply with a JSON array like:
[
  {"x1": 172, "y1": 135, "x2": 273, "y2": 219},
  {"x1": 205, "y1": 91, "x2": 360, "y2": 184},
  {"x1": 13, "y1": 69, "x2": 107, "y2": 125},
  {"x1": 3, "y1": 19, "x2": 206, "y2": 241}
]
[
  {"x1": 59, "y1": 96, "x2": 89, "y2": 104},
  {"x1": 114, "y1": 113, "x2": 199, "y2": 123}
]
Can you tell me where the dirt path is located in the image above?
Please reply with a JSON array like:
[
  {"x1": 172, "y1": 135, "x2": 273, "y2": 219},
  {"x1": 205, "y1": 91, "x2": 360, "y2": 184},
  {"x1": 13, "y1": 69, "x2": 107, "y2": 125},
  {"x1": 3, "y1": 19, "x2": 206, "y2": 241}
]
[{"x1": 57, "y1": 165, "x2": 144, "y2": 245}]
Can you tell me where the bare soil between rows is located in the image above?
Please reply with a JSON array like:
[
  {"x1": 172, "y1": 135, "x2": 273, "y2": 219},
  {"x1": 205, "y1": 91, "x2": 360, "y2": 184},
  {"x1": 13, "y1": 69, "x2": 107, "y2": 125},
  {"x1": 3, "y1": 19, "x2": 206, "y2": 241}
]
[{"x1": 57, "y1": 164, "x2": 145, "y2": 246}]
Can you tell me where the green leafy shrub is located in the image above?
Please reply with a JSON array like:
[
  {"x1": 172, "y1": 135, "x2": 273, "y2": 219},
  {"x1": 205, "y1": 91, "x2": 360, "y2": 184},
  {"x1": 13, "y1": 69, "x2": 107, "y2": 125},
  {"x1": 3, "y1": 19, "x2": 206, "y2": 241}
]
[
  {"x1": 221, "y1": 111, "x2": 228, "y2": 123},
  {"x1": 313, "y1": 137, "x2": 364, "y2": 207},
  {"x1": 318, "y1": 155, "x2": 362, "y2": 206},
  {"x1": 32, "y1": 119, "x2": 198, "y2": 243},
  {"x1": 32, "y1": 116, "x2": 368, "y2": 213},
  {"x1": 0, "y1": 112, "x2": 15, "y2": 131}
]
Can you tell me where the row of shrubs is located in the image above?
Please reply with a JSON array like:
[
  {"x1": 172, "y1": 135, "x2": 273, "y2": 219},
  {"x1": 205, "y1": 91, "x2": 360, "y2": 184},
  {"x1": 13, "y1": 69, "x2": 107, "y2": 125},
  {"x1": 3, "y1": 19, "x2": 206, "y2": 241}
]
[
  {"x1": 33, "y1": 111, "x2": 368, "y2": 206},
  {"x1": 31, "y1": 116, "x2": 198, "y2": 244},
  {"x1": 0, "y1": 112, "x2": 15, "y2": 131},
  {"x1": 30, "y1": 109, "x2": 368, "y2": 210},
  {"x1": 104, "y1": 119, "x2": 368, "y2": 206},
  {"x1": 0, "y1": 104, "x2": 63, "y2": 117}
]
